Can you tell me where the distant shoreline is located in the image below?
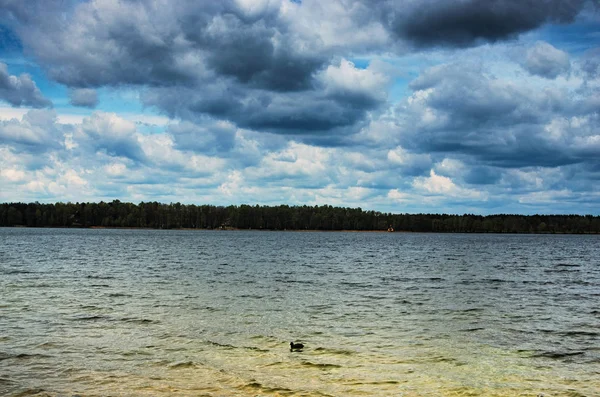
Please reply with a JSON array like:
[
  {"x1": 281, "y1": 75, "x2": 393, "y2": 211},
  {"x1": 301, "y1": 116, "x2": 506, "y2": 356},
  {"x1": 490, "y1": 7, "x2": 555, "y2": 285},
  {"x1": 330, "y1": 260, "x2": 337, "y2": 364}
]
[
  {"x1": 2, "y1": 225, "x2": 599, "y2": 235},
  {"x1": 2, "y1": 202, "x2": 599, "y2": 234},
  {"x1": 89, "y1": 226, "x2": 408, "y2": 233},
  {"x1": 5, "y1": 225, "x2": 406, "y2": 233}
]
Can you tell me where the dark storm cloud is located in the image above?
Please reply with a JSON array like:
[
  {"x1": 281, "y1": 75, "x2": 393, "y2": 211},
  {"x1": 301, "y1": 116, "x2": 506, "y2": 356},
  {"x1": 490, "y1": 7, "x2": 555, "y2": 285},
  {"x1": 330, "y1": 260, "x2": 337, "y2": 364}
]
[
  {"x1": 69, "y1": 88, "x2": 98, "y2": 108},
  {"x1": 187, "y1": 10, "x2": 326, "y2": 91},
  {"x1": 142, "y1": 55, "x2": 387, "y2": 137},
  {"x1": 379, "y1": 0, "x2": 589, "y2": 48},
  {"x1": 463, "y1": 166, "x2": 502, "y2": 185},
  {"x1": 398, "y1": 63, "x2": 598, "y2": 171},
  {"x1": 168, "y1": 120, "x2": 236, "y2": 153},
  {"x1": 144, "y1": 78, "x2": 382, "y2": 138},
  {"x1": 0, "y1": 0, "x2": 594, "y2": 145},
  {"x1": 2, "y1": 0, "x2": 595, "y2": 87},
  {"x1": 407, "y1": 64, "x2": 551, "y2": 129},
  {"x1": 1, "y1": 0, "x2": 382, "y2": 137},
  {"x1": 0, "y1": 62, "x2": 52, "y2": 108},
  {"x1": 3, "y1": 0, "x2": 206, "y2": 87},
  {"x1": 0, "y1": 0, "x2": 325, "y2": 90}
]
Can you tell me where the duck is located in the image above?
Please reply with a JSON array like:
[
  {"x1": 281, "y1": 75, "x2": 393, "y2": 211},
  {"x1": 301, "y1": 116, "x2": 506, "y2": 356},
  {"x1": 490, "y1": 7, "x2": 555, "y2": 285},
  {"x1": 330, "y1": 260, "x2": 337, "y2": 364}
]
[{"x1": 290, "y1": 341, "x2": 304, "y2": 351}]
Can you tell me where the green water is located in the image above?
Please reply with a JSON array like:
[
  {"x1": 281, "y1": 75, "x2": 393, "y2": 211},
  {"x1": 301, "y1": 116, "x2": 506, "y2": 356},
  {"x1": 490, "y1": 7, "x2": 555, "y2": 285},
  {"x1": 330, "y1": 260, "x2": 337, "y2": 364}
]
[{"x1": 1, "y1": 228, "x2": 599, "y2": 396}]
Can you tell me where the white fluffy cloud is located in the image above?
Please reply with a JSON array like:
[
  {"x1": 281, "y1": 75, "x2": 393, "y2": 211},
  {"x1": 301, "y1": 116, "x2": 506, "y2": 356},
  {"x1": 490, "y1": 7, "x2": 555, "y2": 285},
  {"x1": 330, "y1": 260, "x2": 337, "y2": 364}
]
[
  {"x1": 523, "y1": 41, "x2": 571, "y2": 79},
  {"x1": 0, "y1": 109, "x2": 63, "y2": 152},
  {"x1": 413, "y1": 170, "x2": 486, "y2": 200}
]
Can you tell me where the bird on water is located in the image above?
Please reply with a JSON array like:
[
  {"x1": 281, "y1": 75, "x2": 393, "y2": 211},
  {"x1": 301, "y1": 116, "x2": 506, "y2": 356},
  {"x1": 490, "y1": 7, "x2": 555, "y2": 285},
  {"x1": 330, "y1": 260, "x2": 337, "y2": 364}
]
[{"x1": 290, "y1": 341, "x2": 304, "y2": 351}]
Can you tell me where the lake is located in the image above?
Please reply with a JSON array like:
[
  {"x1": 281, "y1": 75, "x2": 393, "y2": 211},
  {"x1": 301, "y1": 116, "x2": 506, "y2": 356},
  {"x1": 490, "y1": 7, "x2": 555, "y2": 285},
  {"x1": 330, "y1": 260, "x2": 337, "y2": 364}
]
[{"x1": 1, "y1": 228, "x2": 599, "y2": 396}]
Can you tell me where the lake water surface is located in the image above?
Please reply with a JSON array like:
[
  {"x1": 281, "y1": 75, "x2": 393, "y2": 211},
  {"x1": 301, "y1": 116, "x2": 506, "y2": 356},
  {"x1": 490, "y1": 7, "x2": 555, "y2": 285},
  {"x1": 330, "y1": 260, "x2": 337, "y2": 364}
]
[{"x1": 1, "y1": 228, "x2": 599, "y2": 396}]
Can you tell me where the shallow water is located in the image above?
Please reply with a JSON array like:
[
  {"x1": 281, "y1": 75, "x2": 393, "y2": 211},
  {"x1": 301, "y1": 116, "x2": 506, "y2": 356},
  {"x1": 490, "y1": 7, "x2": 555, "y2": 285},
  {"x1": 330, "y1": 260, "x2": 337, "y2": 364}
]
[{"x1": 1, "y1": 228, "x2": 599, "y2": 396}]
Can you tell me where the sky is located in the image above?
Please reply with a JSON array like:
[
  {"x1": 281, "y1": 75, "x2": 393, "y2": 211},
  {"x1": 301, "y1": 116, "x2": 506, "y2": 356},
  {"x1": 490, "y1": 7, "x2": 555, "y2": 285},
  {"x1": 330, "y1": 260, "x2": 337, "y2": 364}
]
[{"x1": 0, "y1": 0, "x2": 599, "y2": 215}]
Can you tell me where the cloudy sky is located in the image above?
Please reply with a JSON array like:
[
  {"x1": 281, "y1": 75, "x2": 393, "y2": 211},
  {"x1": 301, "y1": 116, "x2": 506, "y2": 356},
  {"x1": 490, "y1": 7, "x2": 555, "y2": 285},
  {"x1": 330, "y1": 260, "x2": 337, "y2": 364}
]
[{"x1": 1, "y1": 0, "x2": 599, "y2": 214}]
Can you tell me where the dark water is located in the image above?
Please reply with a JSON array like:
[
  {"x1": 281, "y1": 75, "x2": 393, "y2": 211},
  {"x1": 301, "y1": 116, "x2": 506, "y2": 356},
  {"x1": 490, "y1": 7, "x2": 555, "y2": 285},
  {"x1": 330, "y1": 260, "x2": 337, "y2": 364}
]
[{"x1": 1, "y1": 228, "x2": 599, "y2": 396}]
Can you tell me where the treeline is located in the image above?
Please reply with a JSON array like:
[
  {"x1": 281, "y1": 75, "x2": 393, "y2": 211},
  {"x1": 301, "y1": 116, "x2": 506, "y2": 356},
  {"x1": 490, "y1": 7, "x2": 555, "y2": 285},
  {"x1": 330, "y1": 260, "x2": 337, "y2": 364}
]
[{"x1": 1, "y1": 201, "x2": 600, "y2": 234}]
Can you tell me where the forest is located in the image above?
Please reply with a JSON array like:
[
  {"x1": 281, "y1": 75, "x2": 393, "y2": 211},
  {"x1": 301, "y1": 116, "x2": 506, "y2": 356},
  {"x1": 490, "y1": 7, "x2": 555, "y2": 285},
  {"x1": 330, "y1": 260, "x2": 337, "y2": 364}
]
[{"x1": 1, "y1": 201, "x2": 599, "y2": 234}]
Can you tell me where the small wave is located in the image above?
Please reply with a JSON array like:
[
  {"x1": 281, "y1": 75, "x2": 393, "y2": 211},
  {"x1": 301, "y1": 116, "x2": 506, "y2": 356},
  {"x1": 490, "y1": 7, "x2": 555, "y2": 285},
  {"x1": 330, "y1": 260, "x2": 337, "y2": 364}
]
[
  {"x1": 460, "y1": 327, "x2": 485, "y2": 332},
  {"x1": 0, "y1": 376, "x2": 13, "y2": 384},
  {"x1": 481, "y1": 278, "x2": 508, "y2": 283},
  {"x1": 360, "y1": 294, "x2": 388, "y2": 300},
  {"x1": 274, "y1": 278, "x2": 314, "y2": 285},
  {"x1": 387, "y1": 276, "x2": 445, "y2": 283},
  {"x1": 451, "y1": 307, "x2": 484, "y2": 314},
  {"x1": 263, "y1": 361, "x2": 285, "y2": 367},
  {"x1": 571, "y1": 280, "x2": 595, "y2": 286},
  {"x1": 36, "y1": 342, "x2": 62, "y2": 349},
  {"x1": 122, "y1": 350, "x2": 153, "y2": 357},
  {"x1": 307, "y1": 304, "x2": 334, "y2": 310},
  {"x1": 85, "y1": 275, "x2": 115, "y2": 279},
  {"x1": 554, "y1": 263, "x2": 581, "y2": 268},
  {"x1": 339, "y1": 281, "x2": 371, "y2": 289},
  {"x1": 532, "y1": 351, "x2": 585, "y2": 359},
  {"x1": 382, "y1": 276, "x2": 411, "y2": 283},
  {"x1": 9, "y1": 388, "x2": 50, "y2": 396},
  {"x1": 28, "y1": 283, "x2": 55, "y2": 288},
  {"x1": 559, "y1": 330, "x2": 600, "y2": 338},
  {"x1": 240, "y1": 380, "x2": 294, "y2": 394},
  {"x1": 120, "y1": 317, "x2": 159, "y2": 325},
  {"x1": 2, "y1": 269, "x2": 33, "y2": 275},
  {"x1": 244, "y1": 346, "x2": 269, "y2": 352},
  {"x1": 426, "y1": 355, "x2": 463, "y2": 365},
  {"x1": 522, "y1": 280, "x2": 555, "y2": 285},
  {"x1": 77, "y1": 302, "x2": 100, "y2": 310},
  {"x1": 169, "y1": 361, "x2": 197, "y2": 369},
  {"x1": 0, "y1": 352, "x2": 51, "y2": 361},
  {"x1": 238, "y1": 294, "x2": 264, "y2": 299},
  {"x1": 249, "y1": 334, "x2": 278, "y2": 342},
  {"x1": 536, "y1": 328, "x2": 555, "y2": 334},
  {"x1": 241, "y1": 380, "x2": 264, "y2": 389},
  {"x1": 462, "y1": 307, "x2": 484, "y2": 312},
  {"x1": 313, "y1": 347, "x2": 355, "y2": 356},
  {"x1": 206, "y1": 340, "x2": 235, "y2": 349},
  {"x1": 70, "y1": 314, "x2": 108, "y2": 321},
  {"x1": 346, "y1": 380, "x2": 401, "y2": 385},
  {"x1": 107, "y1": 292, "x2": 132, "y2": 297},
  {"x1": 544, "y1": 268, "x2": 578, "y2": 274},
  {"x1": 301, "y1": 361, "x2": 342, "y2": 369}
]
